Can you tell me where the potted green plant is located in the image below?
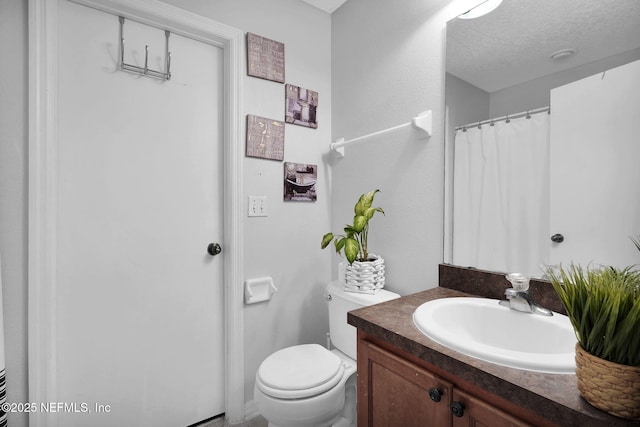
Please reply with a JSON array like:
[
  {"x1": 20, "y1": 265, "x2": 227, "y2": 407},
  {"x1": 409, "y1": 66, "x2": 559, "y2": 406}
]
[
  {"x1": 321, "y1": 189, "x2": 385, "y2": 292},
  {"x1": 547, "y1": 263, "x2": 640, "y2": 420}
]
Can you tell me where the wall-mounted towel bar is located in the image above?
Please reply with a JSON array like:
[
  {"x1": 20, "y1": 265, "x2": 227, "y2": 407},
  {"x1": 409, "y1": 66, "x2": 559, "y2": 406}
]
[
  {"x1": 119, "y1": 16, "x2": 171, "y2": 81},
  {"x1": 330, "y1": 110, "x2": 432, "y2": 157}
]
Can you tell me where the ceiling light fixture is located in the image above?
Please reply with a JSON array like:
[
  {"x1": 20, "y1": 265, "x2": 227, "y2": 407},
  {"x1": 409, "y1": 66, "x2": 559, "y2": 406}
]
[
  {"x1": 550, "y1": 48, "x2": 577, "y2": 61},
  {"x1": 458, "y1": 0, "x2": 503, "y2": 20}
]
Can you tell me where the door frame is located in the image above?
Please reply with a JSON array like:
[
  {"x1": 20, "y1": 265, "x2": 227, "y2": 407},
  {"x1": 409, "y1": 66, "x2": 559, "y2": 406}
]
[{"x1": 28, "y1": 0, "x2": 245, "y2": 425}]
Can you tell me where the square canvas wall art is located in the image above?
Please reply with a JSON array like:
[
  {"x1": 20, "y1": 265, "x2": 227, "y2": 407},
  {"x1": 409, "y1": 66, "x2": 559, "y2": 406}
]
[
  {"x1": 285, "y1": 84, "x2": 318, "y2": 128},
  {"x1": 247, "y1": 33, "x2": 285, "y2": 83},
  {"x1": 246, "y1": 114, "x2": 285, "y2": 161},
  {"x1": 284, "y1": 162, "x2": 317, "y2": 202}
]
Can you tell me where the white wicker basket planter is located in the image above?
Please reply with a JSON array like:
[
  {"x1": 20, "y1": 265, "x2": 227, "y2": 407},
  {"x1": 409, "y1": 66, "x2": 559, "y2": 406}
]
[{"x1": 344, "y1": 254, "x2": 385, "y2": 294}]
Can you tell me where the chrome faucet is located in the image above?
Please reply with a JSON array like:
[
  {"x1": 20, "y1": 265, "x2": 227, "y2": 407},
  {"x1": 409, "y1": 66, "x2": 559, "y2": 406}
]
[{"x1": 499, "y1": 273, "x2": 553, "y2": 316}]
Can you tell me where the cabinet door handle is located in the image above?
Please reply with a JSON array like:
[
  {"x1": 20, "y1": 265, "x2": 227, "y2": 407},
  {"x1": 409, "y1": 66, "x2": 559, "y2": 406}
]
[
  {"x1": 450, "y1": 401, "x2": 465, "y2": 417},
  {"x1": 428, "y1": 387, "x2": 442, "y2": 402}
]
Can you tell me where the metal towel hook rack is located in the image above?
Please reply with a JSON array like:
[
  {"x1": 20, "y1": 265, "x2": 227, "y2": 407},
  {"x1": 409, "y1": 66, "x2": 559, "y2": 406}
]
[{"x1": 119, "y1": 16, "x2": 172, "y2": 81}]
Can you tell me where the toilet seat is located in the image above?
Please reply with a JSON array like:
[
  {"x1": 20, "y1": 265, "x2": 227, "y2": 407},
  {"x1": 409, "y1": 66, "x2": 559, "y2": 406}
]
[{"x1": 256, "y1": 344, "x2": 345, "y2": 399}]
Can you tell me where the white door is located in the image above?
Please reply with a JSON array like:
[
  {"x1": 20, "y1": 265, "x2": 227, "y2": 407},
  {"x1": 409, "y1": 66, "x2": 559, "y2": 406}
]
[
  {"x1": 550, "y1": 59, "x2": 640, "y2": 270},
  {"x1": 56, "y1": 2, "x2": 225, "y2": 426}
]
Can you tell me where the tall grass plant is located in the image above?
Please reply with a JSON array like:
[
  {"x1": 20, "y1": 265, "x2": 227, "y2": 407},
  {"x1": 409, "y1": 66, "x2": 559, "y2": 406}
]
[{"x1": 548, "y1": 265, "x2": 640, "y2": 366}]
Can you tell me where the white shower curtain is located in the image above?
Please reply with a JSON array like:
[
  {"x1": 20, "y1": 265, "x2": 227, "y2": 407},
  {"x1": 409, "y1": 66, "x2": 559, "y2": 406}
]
[{"x1": 452, "y1": 112, "x2": 550, "y2": 276}]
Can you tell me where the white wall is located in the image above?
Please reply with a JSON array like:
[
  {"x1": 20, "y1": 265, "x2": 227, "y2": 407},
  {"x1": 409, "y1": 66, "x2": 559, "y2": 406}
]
[
  {"x1": 331, "y1": 0, "x2": 475, "y2": 296},
  {"x1": 0, "y1": 2, "x2": 28, "y2": 427},
  {"x1": 446, "y1": 73, "x2": 490, "y2": 129}
]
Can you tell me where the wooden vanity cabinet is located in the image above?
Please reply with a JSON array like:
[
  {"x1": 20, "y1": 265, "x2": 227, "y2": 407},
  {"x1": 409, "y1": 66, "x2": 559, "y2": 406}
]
[
  {"x1": 357, "y1": 338, "x2": 453, "y2": 426},
  {"x1": 357, "y1": 338, "x2": 533, "y2": 427},
  {"x1": 451, "y1": 389, "x2": 531, "y2": 427}
]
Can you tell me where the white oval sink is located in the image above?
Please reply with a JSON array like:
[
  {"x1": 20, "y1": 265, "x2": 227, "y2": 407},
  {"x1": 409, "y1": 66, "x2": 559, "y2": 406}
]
[{"x1": 413, "y1": 297, "x2": 577, "y2": 374}]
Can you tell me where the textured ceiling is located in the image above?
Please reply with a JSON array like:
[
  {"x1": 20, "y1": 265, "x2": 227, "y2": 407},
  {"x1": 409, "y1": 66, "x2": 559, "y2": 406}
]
[
  {"x1": 299, "y1": 0, "x2": 349, "y2": 13},
  {"x1": 447, "y1": 0, "x2": 640, "y2": 92}
]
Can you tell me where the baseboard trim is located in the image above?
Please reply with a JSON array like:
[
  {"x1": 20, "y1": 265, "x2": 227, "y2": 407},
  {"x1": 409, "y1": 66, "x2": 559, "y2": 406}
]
[{"x1": 242, "y1": 400, "x2": 261, "y2": 422}]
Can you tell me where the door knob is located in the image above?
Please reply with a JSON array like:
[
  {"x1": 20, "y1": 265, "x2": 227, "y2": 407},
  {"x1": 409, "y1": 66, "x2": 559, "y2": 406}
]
[
  {"x1": 207, "y1": 243, "x2": 222, "y2": 256},
  {"x1": 551, "y1": 234, "x2": 564, "y2": 243}
]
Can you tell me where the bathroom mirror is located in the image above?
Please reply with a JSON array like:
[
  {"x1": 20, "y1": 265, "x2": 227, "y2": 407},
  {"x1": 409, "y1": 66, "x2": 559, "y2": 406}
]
[{"x1": 444, "y1": 0, "x2": 640, "y2": 277}]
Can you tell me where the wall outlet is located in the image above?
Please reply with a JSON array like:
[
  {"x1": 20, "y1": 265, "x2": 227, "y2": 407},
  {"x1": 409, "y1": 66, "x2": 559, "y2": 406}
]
[{"x1": 248, "y1": 195, "x2": 268, "y2": 217}]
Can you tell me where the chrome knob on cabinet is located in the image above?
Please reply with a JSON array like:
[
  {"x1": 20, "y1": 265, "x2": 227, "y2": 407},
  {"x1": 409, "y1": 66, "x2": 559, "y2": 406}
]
[{"x1": 207, "y1": 243, "x2": 222, "y2": 256}]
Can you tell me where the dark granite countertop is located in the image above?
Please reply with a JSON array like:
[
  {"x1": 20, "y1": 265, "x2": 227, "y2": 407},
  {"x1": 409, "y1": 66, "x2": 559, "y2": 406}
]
[{"x1": 347, "y1": 286, "x2": 639, "y2": 426}]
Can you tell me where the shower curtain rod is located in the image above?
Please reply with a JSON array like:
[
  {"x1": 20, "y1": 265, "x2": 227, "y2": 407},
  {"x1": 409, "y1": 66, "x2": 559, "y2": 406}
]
[{"x1": 455, "y1": 106, "x2": 549, "y2": 132}]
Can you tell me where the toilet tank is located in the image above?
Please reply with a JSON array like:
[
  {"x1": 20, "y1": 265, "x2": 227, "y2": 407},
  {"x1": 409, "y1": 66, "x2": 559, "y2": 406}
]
[{"x1": 326, "y1": 281, "x2": 400, "y2": 360}]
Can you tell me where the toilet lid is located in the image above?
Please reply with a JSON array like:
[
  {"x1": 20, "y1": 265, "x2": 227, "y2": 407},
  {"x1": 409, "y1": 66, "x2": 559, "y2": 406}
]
[{"x1": 256, "y1": 344, "x2": 345, "y2": 399}]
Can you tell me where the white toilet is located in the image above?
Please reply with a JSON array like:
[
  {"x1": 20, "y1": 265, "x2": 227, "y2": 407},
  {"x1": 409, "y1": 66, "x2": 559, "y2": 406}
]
[{"x1": 254, "y1": 281, "x2": 400, "y2": 427}]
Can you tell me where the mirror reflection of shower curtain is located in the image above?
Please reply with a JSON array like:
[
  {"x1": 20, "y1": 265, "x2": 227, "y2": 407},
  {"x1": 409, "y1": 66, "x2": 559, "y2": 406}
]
[{"x1": 452, "y1": 113, "x2": 550, "y2": 276}]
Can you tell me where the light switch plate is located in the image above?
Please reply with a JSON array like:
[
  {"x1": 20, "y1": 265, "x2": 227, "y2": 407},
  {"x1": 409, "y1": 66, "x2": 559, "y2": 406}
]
[{"x1": 248, "y1": 195, "x2": 268, "y2": 217}]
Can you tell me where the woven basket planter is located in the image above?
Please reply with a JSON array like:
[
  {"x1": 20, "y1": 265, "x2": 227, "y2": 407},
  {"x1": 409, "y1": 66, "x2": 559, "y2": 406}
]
[
  {"x1": 575, "y1": 343, "x2": 640, "y2": 420},
  {"x1": 343, "y1": 254, "x2": 385, "y2": 294}
]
